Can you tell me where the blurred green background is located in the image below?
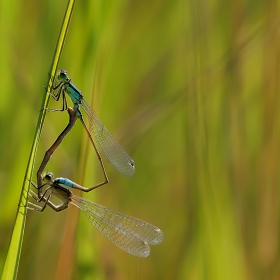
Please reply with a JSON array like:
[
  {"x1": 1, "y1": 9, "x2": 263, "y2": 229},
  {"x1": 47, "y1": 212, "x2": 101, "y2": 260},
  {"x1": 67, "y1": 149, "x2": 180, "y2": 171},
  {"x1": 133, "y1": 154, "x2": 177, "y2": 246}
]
[{"x1": 1, "y1": 0, "x2": 280, "y2": 279}]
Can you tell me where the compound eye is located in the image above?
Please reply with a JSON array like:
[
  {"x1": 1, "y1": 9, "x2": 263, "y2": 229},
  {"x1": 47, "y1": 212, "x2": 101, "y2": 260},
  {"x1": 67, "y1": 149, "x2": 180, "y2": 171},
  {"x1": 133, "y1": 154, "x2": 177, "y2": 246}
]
[
  {"x1": 44, "y1": 172, "x2": 54, "y2": 181},
  {"x1": 58, "y1": 70, "x2": 68, "y2": 80}
]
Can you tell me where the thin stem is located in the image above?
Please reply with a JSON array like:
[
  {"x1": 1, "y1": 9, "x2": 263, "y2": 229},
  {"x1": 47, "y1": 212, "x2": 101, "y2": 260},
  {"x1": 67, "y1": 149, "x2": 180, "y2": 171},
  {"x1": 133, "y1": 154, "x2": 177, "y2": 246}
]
[{"x1": 1, "y1": 1, "x2": 76, "y2": 279}]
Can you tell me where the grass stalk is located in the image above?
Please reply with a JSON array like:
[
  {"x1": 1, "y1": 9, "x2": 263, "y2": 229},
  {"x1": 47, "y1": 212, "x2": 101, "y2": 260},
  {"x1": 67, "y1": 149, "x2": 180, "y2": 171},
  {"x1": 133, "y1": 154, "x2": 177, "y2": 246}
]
[{"x1": 1, "y1": 1, "x2": 76, "y2": 279}]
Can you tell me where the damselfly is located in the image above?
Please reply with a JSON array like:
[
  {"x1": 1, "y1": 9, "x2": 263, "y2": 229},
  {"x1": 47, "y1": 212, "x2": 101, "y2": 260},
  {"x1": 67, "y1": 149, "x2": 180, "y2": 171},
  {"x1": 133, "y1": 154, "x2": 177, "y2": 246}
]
[
  {"x1": 28, "y1": 172, "x2": 164, "y2": 257},
  {"x1": 49, "y1": 70, "x2": 135, "y2": 181}
]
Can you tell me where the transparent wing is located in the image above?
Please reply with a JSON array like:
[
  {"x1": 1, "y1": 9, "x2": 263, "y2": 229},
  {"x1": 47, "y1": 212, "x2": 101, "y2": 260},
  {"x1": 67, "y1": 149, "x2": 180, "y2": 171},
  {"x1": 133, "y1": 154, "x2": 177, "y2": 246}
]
[
  {"x1": 71, "y1": 195, "x2": 164, "y2": 257},
  {"x1": 81, "y1": 99, "x2": 135, "y2": 178}
]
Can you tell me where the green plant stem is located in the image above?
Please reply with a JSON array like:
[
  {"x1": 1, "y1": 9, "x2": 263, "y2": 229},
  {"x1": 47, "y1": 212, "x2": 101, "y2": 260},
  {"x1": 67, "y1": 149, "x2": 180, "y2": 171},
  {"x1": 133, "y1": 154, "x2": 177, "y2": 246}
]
[{"x1": 1, "y1": 1, "x2": 76, "y2": 279}]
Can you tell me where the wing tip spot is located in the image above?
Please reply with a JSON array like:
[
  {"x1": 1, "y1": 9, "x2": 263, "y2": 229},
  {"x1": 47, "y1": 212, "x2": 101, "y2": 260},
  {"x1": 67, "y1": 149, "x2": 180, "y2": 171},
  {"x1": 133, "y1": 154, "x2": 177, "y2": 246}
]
[{"x1": 129, "y1": 159, "x2": 135, "y2": 168}]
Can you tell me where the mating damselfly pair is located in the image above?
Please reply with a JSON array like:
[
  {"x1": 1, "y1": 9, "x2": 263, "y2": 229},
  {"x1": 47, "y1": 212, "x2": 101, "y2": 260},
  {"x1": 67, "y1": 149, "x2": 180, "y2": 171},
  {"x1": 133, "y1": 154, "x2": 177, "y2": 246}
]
[{"x1": 28, "y1": 70, "x2": 164, "y2": 257}]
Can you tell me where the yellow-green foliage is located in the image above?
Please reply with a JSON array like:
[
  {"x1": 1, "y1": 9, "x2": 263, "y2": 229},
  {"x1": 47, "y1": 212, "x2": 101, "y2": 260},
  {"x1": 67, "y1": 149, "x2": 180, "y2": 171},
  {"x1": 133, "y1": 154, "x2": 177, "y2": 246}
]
[{"x1": 0, "y1": 0, "x2": 279, "y2": 279}]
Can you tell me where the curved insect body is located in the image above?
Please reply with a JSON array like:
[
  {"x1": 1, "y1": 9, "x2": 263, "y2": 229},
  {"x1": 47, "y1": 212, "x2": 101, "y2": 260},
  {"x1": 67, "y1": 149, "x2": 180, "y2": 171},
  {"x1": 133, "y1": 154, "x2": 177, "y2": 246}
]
[{"x1": 29, "y1": 172, "x2": 164, "y2": 257}]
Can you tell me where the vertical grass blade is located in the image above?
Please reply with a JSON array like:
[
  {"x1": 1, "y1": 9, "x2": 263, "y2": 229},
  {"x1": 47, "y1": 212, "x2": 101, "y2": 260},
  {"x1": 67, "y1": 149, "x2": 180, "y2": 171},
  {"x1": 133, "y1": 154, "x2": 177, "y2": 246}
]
[{"x1": 1, "y1": 1, "x2": 76, "y2": 279}]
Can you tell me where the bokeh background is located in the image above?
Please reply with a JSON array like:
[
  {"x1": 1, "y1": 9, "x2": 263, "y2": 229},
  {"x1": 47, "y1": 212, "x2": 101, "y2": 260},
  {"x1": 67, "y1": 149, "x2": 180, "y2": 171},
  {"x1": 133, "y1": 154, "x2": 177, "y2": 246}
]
[{"x1": 1, "y1": 0, "x2": 280, "y2": 279}]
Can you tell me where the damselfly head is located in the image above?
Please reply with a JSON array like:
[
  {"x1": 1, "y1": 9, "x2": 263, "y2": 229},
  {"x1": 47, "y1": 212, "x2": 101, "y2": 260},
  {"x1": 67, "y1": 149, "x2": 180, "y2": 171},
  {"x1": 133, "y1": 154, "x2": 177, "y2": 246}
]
[
  {"x1": 43, "y1": 172, "x2": 54, "y2": 183},
  {"x1": 57, "y1": 70, "x2": 68, "y2": 81}
]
